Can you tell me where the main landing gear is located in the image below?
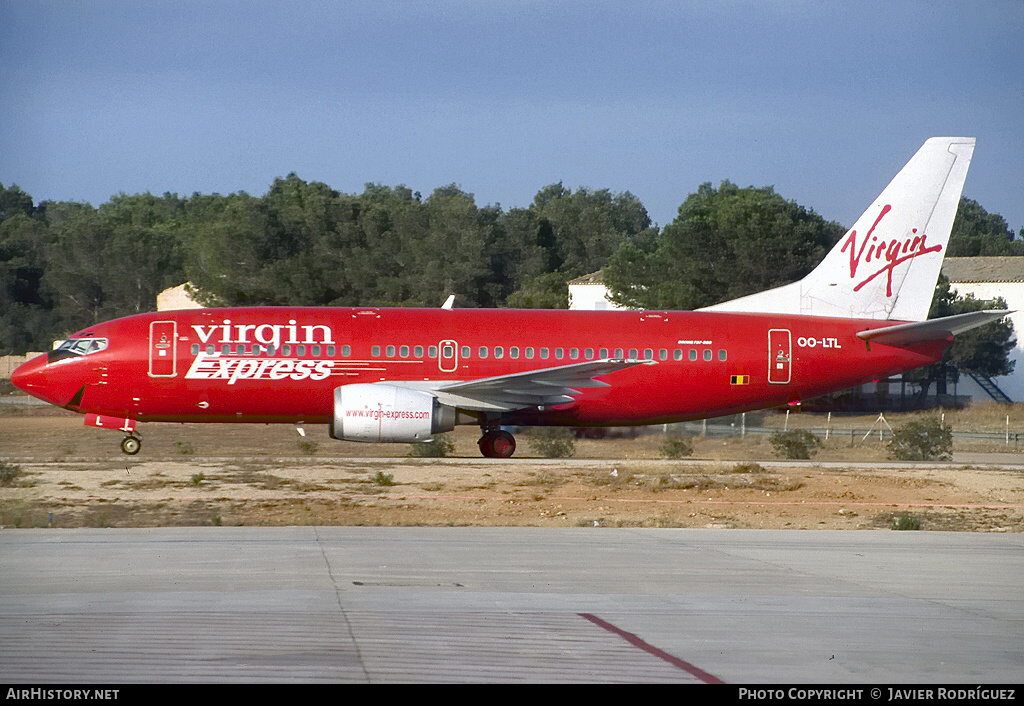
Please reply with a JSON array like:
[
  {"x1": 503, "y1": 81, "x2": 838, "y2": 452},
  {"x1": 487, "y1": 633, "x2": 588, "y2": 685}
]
[
  {"x1": 120, "y1": 434, "x2": 141, "y2": 455},
  {"x1": 478, "y1": 428, "x2": 516, "y2": 458}
]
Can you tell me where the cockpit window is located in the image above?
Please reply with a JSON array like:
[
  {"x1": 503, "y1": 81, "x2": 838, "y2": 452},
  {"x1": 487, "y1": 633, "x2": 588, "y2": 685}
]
[{"x1": 56, "y1": 338, "x2": 109, "y2": 356}]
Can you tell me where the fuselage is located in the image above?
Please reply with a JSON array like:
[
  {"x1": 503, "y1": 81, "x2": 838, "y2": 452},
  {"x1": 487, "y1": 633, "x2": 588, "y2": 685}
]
[{"x1": 13, "y1": 306, "x2": 948, "y2": 427}]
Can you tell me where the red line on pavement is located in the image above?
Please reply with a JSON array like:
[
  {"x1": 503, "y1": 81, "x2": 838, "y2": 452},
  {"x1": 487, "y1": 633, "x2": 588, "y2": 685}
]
[{"x1": 579, "y1": 612, "x2": 725, "y2": 684}]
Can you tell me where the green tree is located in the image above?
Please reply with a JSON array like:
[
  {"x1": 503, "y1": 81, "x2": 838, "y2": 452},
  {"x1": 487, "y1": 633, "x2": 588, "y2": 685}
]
[
  {"x1": 529, "y1": 183, "x2": 652, "y2": 277},
  {"x1": 0, "y1": 183, "x2": 38, "y2": 222},
  {"x1": 948, "y1": 198, "x2": 1023, "y2": 256},
  {"x1": 905, "y1": 275, "x2": 1016, "y2": 397},
  {"x1": 409, "y1": 184, "x2": 491, "y2": 306},
  {"x1": 38, "y1": 204, "x2": 185, "y2": 335},
  {"x1": 503, "y1": 184, "x2": 653, "y2": 307},
  {"x1": 0, "y1": 213, "x2": 59, "y2": 353},
  {"x1": 0, "y1": 187, "x2": 64, "y2": 353},
  {"x1": 506, "y1": 272, "x2": 570, "y2": 309},
  {"x1": 604, "y1": 181, "x2": 844, "y2": 310}
]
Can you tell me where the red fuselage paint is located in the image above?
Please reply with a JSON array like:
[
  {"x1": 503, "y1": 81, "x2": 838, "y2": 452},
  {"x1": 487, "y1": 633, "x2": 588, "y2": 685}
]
[{"x1": 12, "y1": 306, "x2": 948, "y2": 428}]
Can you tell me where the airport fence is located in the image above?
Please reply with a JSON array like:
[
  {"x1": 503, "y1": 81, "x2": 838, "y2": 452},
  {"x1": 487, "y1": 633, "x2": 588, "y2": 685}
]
[{"x1": 666, "y1": 416, "x2": 1024, "y2": 449}]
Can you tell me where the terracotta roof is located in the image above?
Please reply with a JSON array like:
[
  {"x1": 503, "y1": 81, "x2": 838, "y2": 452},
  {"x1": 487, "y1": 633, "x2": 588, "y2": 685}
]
[
  {"x1": 567, "y1": 271, "x2": 605, "y2": 285},
  {"x1": 941, "y1": 257, "x2": 1024, "y2": 283}
]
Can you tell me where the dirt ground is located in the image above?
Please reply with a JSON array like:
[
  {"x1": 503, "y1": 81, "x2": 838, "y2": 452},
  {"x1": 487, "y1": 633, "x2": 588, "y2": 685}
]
[{"x1": 2, "y1": 405, "x2": 1023, "y2": 531}]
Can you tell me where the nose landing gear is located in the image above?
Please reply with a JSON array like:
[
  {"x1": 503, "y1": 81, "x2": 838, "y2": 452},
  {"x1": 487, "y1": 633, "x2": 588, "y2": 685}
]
[{"x1": 120, "y1": 435, "x2": 141, "y2": 455}]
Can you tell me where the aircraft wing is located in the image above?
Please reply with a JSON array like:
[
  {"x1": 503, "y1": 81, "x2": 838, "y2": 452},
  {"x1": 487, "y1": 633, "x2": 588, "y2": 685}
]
[
  {"x1": 393, "y1": 359, "x2": 655, "y2": 411},
  {"x1": 856, "y1": 309, "x2": 1012, "y2": 347}
]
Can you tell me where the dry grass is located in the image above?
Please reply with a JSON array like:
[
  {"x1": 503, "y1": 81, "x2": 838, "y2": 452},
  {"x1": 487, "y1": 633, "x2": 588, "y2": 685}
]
[{"x1": 2, "y1": 406, "x2": 1023, "y2": 531}]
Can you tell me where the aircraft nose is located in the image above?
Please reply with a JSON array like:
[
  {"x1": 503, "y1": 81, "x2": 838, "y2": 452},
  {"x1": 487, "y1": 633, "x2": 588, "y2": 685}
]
[
  {"x1": 11, "y1": 354, "x2": 63, "y2": 406},
  {"x1": 11, "y1": 355, "x2": 43, "y2": 392}
]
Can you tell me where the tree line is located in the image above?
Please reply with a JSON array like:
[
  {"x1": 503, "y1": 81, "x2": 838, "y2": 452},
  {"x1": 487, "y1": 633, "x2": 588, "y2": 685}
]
[
  {"x1": 0, "y1": 177, "x2": 654, "y2": 353},
  {"x1": 1, "y1": 175, "x2": 1019, "y2": 387}
]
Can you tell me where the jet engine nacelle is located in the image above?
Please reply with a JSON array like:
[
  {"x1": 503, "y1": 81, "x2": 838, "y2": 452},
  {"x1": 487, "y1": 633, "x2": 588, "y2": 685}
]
[{"x1": 330, "y1": 383, "x2": 456, "y2": 443}]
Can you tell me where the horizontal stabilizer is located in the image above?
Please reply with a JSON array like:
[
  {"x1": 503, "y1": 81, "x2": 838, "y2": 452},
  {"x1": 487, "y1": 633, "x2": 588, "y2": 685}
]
[{"x1": 856, "y1": 310, "x2": 1011, "y2": 347}]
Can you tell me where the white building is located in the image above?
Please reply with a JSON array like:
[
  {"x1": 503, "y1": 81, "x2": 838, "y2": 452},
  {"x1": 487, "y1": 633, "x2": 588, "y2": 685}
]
[
  {"x1": 567, "y1": 271, "x2": 627, "y2": 311},
  {"x1": 156, "y1": 283, "x2": 205, "y2": 311},
  {"x1": 941, "y1": 257, "x2": 1024, "y2": 403}
]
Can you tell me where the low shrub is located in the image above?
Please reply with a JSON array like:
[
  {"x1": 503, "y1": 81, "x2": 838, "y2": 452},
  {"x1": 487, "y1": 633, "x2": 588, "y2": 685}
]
[
  {"x1": 887, "y1": 417, "x2": 952, "y2": 461},
  {"x1": 660, "y1": 434, "x2": 694, "y2": 458},
  {"x1": 769, "y1": 429, "x2": 822, "y2": 459},
  {"x1": 0, "y1": 460, "x2": 22, "y2": 486},
  {"x1": 372, "y1": 471, "x2": 395, "y2": 486},
  {"x1": 296, "y1": 439, "x2": 319, "y2": 455},
  {"x1": 408, "y1": 433, "x2": 455, "y2": 457},
  {"x1": 890, "y1": 513, "x2": 921, "y2": 530},
  {"x1": 526, "y1": 427, "x2": 576, "y2": 458}
]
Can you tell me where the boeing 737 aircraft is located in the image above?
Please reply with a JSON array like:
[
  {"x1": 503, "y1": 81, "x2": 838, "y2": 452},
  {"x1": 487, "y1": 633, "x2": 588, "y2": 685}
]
[{"x1": 12, "y1": 137, "x2": 1007, "y2": 457}]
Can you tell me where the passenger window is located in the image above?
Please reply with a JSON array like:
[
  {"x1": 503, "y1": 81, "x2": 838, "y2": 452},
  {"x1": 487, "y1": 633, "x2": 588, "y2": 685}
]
[
  {"x1": 461, "y1": 346, "x2": 470, "y2": 358},
  {"x1": 718, "y1": 349, "x2": 727, "y2": 361},
  {"x1": 442, "y1": 345, "x2": 453, "y2": 358},
  {"x1": 429, "y1": 346, "x2": 438, "y2": 358},
  {"x1": 659, "y1": 349, "x2": 668, "y2": 360},
  {"x1": 525, "y1": 347, "x2": 534, "y2": 359},
  {"x1": 585, "y1": 348, "x2": 595, "y2": 360},
  {"x1": 297, "y1": 345, "x2": 306, "y2": 357},
  {"x1": 494, "y1": 346, "x2": 504, "y2": 359},
  {"x1": 570, "y1": 348, "x2": 579, "y2": 360},
  {"x1": 479, "y1": 347, "x2": 488, "y2": 358},
  {"x1": 386, "y1": 345, "x2": 395, "y2": 357},
  {"x1": 191, "y1": 344, "x2": 199, "y2": 355},
  {"x1": 644, "y1": 349, "x2": 653, "y2": 360},
  {"x1": 206, "y1": 344, "x2": 215, "y2": 355},
  {"x1": 414, "y1": 345, "x2": 423, "y2": 358},
  {"x1": 342, "y1": 345, "x2": 350, "y2": 357},
  {"x1": 599, "y1": 348, "x2": 608, "y2": 359},
  {"x1": 703, "y1": 349, "x2": 712, "y2": 361},
  {"x1": 400, "y1": 345, "x2": 409, "y2": 358},
  {"x1": 510, "y1": 347, "x2": 519, "y2": 359},
  {"x1": 674, "y1": 349, "x2": 682, "y2": 361},
  {"x1": 614, "y1": 348, "x2": 623, "y2": 359},
  {"x1": 540, "y1": 347, "x2": 549, "y2": 359},
  {"x1": 689, "y1": 349, "x2": 697, "y2": 361},
  {"x1": 312, "y1": 345, "x2": 321, "y2": 357},
  {"x1": 372, "y1": 345, "x2": 381, "y2": 357}
]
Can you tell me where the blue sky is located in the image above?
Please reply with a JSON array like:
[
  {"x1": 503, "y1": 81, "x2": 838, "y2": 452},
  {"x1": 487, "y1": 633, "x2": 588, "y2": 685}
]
[{"x1": 2, "y1": 0, "x2": 1022, "y2": 233}]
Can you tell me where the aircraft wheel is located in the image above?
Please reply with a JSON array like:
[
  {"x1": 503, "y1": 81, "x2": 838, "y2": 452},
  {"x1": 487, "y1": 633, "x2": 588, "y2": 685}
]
[
  {"x1": 479, "y1": 430, "x2": 516, "y2": 458},
  {"x1": 121, "y1": 435, "x2": 141, "y2": 455}
]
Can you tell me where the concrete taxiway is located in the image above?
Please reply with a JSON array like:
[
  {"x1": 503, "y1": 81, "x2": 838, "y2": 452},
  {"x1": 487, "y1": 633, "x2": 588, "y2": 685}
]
[{"x1": 1, "y1": 528, "x2": 1021, "y2": 683}]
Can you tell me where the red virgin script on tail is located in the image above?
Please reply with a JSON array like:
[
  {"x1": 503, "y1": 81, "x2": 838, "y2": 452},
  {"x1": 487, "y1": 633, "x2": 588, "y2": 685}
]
[{"x1": 840, "y1": 205, "x2": 942, "y2": 296}]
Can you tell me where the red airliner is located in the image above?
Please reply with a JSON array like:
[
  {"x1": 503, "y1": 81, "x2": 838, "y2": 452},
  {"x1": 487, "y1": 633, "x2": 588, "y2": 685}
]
[{"x1": 12, "y1": 137, "x2": 1007, "y2": 457}]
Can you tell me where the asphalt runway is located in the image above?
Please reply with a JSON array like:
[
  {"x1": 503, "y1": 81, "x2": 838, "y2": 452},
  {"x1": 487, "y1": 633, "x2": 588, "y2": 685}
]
[{"x1": 1, "y1": 528, "x2": 1021, "y2": 684}]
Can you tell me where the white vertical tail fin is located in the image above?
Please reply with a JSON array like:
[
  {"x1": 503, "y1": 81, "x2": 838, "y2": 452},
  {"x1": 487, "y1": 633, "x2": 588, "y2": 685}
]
[{"x1": 702, "y1": 137, "x2": 975, "y2": 321}]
